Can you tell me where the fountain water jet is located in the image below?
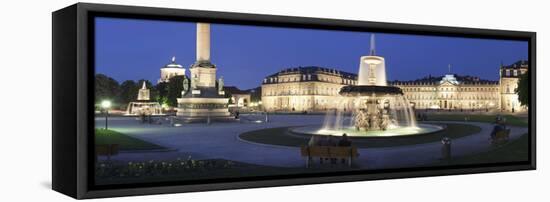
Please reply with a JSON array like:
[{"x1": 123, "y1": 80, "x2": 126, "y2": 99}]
[{"x1": 295, "y1": 34, "x2": 442, "y2": 137}]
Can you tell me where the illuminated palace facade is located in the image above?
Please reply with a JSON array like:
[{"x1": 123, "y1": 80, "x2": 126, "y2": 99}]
[
  {"x1": 261, "y1": 66, "x2": 357, "y2": 112},
  {"x1": 261, "y1": 61, "x2": 528, "y2": 112}
]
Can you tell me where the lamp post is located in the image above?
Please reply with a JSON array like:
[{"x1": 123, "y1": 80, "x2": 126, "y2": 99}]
[{"x1": 101, "y1": 100, "x2": 111, "y2": 130}]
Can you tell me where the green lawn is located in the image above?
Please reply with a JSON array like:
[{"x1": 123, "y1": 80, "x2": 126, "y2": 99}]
[
  {"x1": 239, "y1": 123, "x2": 481, "y2": 148},
  {"x1": 95, "y1": 129, "x2": 165, "y2": 151},
  {"x1": 423, "y1": 114, "x2": 528, "y2": 127}
]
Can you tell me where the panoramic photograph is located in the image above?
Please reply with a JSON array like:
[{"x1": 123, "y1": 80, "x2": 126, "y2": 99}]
[{"x1": 93, "y1": 17, "x2": 529, "y2": 185}]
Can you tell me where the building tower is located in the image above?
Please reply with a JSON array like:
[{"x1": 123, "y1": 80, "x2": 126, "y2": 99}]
[{"x1": 158, "y1": 56, "x2": 185, "y2": 83}]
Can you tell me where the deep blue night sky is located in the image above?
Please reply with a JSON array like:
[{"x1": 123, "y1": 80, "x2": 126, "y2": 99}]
[{"x1": 95, "y1": 17, "x2": 528, "y2": 90}]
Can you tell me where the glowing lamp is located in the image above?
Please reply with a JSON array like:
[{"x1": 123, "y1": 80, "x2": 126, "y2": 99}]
[{"x1": 101, "y1": 100, "x2": 112, "y2": 109}]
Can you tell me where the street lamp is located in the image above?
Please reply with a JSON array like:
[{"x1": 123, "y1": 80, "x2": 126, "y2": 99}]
[{"x1": 101, "y1": 100, "x2": 111, "y2": 130}]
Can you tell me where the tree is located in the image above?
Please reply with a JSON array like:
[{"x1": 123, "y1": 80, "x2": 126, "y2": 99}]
[
  {"x1": 119, "y1": 80, "x2": 138, "y2": 105},
  {"x1": 167, "y1": 75, "x2": 185, "y2": 107},
  {"x1": 248, "y1": 86, "x2": 262, "y2": 102},
  {"x1": 95, "y1": 74, "x2": 120, "y2": 104},
  {"x1": 516, "y1": 70, "x2": 529, "y2": 107},
  {"x1": 155, "y1": 82, "x2": 169, "y2": 105}
]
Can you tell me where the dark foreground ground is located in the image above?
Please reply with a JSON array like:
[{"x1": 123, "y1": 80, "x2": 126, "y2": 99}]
[
  {"x1": 433, "y1": 132, "x2": 529, "y2": 166},
  {"x1": 95, "y1": 131, "x2": 528, "y2": 185},
  {"x1": 94, "y1": 113, "x2": 529, "y2": 185},
  {"x1": 95, "y1": 158, "x2": 361, "y2": 185}
]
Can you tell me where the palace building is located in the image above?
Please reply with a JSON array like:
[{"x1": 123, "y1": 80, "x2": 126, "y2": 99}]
[
  {"x1": 391, "y1": 74, "x2": 501, "y2": 111},
  {"x1": 261, "y1": 66, "x2": 357, "y2": 112},
  {"x1": 499, "y1": 60, "x2": 529, "y2": 112},
  {"x1": 261, "y1": 61, "x2": 528, "y2": 112}
]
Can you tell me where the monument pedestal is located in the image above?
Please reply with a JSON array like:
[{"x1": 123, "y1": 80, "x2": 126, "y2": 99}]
[{"x1": 176, "y1": 93, "x2": 232, "y2": 122}]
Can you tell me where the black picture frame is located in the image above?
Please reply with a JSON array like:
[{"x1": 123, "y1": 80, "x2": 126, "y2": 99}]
[{"x1": 52, "y1": 3, "x2": 536, "y2": 199}]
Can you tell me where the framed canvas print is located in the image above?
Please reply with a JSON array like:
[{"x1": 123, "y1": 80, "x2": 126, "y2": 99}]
[{"x1": 52, "y1": 3, "x2": 536, "y2": 199}]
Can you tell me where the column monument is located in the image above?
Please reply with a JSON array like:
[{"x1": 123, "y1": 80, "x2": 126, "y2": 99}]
[{"x1": 176, "y1": 23, "x2": 231, "y2": 122}]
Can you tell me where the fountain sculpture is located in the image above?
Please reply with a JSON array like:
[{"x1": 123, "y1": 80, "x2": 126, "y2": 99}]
[{"x1": 292, "y1": 34, "x2": 442, "y2": 137}]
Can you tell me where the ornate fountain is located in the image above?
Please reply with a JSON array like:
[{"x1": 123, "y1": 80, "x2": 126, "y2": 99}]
[{"x1": 292, "y1": 34, "x2": 442, "y2": 137}]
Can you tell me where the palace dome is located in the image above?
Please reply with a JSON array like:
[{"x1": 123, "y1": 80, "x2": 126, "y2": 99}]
[{"x1": 162, "y1": 56, "x2": 183, "y2": 69}]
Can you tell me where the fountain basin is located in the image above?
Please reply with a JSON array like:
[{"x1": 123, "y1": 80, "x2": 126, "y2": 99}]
[{"x1": 290, "y1": 123, "x2": 444, "y2": 138}]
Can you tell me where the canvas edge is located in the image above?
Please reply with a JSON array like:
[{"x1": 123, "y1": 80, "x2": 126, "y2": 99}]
[{"x1": 49, "y1": 2, "x2": 537, "y2": 199}]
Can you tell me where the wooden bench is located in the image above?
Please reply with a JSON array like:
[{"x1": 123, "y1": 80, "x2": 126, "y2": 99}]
[
  {"x1": 95, "y1": 144, "x2": 119, "y2": 161},
  {"x1": 300, "y1": 146, "x2": 359, "y2": 167},
  {"x1": 491, "y1": 129, "x2": 510, "y2": 145}
]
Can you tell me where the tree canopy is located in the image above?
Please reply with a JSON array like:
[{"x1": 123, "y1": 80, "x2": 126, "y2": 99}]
[
  {"x1": 95, "y1": 74, "x2": 163, "y2": 108},
  {"x1": 167, "y1": 75, "x2": 185, "y2": 107},
  {"x1": 95, "y1": 74, "x2": 120, "y2": 104},
  {"x1": 516, "y1": 71, "x2": 529, "y2": 107},
  {"x1": 155, "y1": 82, "x2": 169, "y2": 106},
  {"x1": 119, "y1": 80, "x2": 138, "y2": 105}
]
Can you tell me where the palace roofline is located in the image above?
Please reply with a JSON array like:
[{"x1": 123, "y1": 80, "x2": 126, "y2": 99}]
[
  {"x1": 388, "y1": 74, "x2": 499, "y2": 85},
  {"x1": 266, "y1": 66, "x2": 357, "y2": 79},
  {"x1": 501, "y1": 60, "x2": 529, "y2": 69},
  {"x1": 263, "y1": 60, "x2": 527, "y2": 85},
  {"x1": 223, "y1": 86, "x2": 261, "y2": 95},
  {"x1": 223, "y1": 86, "x2": 249, "y2": 95}
]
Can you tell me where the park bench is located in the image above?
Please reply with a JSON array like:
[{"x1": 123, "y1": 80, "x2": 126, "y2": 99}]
[
  {"x1": 491, "y1": 129, "x2": 511, "y2": 145},
  {"x1": 95, "y1": 144, "x2": 119, "y2": 161},
  {"x1": 300, "y1": 146, "x2": 359, "y2": 168}
]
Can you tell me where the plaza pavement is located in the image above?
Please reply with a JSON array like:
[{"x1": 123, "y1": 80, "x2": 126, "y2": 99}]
[{"x1": 95, "y1": 114, "x2": 528, "y2": 169}]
